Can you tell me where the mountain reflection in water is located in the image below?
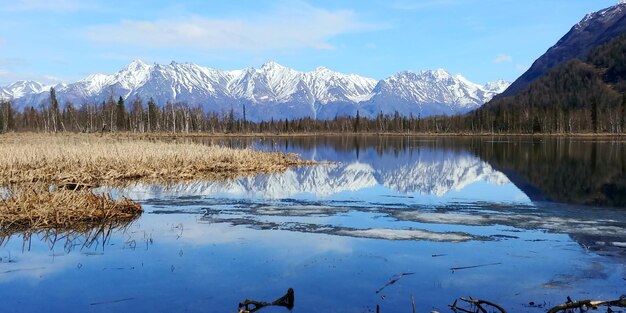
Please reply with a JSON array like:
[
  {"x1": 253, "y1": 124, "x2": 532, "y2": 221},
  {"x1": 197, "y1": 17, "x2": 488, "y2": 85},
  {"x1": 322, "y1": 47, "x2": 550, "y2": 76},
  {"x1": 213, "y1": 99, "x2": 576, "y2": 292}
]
[
  {"x1": 115, "y1": 136, "x2": 626, "y2": 259},
  {"x1": 2, "y1": 135, "x2": 625, "y2": 313}
]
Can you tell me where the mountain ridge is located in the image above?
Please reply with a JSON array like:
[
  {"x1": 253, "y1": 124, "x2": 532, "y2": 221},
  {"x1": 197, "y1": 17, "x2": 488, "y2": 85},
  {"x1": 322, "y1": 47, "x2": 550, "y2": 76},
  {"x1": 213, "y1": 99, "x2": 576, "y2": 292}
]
[
  {"x1": 0, "y1": 61, "x2": 508, "y2": 121},
  {"x1": 499, "y1": 1, "x2": 626, "y2": 97}
]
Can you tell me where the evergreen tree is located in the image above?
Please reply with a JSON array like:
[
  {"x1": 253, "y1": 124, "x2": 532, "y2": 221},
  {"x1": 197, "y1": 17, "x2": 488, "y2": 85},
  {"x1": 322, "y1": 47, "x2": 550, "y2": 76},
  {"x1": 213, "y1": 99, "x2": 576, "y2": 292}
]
[
  {"x1": 354, "y1": 110, "x2": 360, "y2": 133},
  {"x1": 242, "y1": 104, "x2": 247, "y2": 132},
  {"x1": 50, "y1": 87, "x2": 60, "y2": 132},
  {"x1": 147, "y1": 97, "x2": 159, "y2": 132},
  {"x1": 116, "y1": 96, "x2": 127, "y2": 131},
  {"x1": 0, "y1": 101, "x2": 5, "y2": 133}
]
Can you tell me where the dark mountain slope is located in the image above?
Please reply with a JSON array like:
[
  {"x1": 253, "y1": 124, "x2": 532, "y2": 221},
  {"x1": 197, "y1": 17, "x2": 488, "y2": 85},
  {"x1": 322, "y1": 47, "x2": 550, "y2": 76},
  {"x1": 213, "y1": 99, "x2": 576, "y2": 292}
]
[
  {"x1": 476, "y1": 33, "x2": 626, "y2": 133},
  {"x1": 500, "y1": 3, "x2": 626, "y2": 97}
]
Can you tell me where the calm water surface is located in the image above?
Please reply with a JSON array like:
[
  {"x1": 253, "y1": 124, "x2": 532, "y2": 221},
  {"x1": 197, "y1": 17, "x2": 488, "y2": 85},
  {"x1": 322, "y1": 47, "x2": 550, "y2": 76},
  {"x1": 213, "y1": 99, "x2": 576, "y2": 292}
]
[{"x1": 1, "y1": 136, "x2": 625, "y2": 312}]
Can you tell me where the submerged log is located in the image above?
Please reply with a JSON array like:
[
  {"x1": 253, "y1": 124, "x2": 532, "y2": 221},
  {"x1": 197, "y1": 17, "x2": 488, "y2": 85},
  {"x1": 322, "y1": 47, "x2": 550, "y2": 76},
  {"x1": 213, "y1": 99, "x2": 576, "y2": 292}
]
[
  {"x1": 238, "y1": 288, "x2": 294, "y2": 313},
  {"x1": 546, "y1": 297, "x2": 626, "y2": 313}
]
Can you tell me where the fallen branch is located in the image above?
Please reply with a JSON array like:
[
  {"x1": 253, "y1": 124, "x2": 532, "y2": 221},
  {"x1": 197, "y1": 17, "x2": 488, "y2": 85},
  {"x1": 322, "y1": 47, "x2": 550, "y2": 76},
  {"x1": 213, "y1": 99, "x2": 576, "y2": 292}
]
[
  {"x1": 450, "y1": 262, "x2": 501, "y2": 272},
  {"x1": 547, "y1": 297, "x2": 626, "y2": 313},
  {"x1": 460, "y1": 297, "x2": 507, "y2": 313},
  {"x1": 376, "y1": 272, "x2": 415, "y2": 294},
  {"x1": 238, "y1": 288, "x2": 294, "y2": 313}
]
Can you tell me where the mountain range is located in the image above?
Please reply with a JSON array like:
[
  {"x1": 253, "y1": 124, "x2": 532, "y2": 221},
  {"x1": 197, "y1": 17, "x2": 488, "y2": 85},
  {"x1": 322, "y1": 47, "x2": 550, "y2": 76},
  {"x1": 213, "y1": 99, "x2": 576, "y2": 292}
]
[{"x1": 0, "y1": 61, "x2": 508, "y2": 121}]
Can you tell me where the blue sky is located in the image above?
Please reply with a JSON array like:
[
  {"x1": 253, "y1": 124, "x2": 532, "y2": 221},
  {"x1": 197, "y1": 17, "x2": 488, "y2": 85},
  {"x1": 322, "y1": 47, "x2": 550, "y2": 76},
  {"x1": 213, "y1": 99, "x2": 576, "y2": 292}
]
[{"x1": 0, "y1": 0, "x2": 619, "y2": 85}]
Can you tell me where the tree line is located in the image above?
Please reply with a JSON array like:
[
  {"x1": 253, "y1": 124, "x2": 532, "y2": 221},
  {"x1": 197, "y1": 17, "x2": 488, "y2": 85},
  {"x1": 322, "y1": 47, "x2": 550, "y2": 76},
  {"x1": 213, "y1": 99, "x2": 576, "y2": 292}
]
[
  {"x1": 1, "y1": 88, "x2": 625, "y2": 135},
  {"x1": 1, "y1": 34, "x2": 625, "y2": 135}
]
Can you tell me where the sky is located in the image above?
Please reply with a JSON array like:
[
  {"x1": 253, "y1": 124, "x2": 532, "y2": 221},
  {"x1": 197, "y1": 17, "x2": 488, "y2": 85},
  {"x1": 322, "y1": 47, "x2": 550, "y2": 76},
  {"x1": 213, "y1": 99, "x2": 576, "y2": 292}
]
[{"x1": 0, "y1": 0, "x2": 620, "y2": 86}]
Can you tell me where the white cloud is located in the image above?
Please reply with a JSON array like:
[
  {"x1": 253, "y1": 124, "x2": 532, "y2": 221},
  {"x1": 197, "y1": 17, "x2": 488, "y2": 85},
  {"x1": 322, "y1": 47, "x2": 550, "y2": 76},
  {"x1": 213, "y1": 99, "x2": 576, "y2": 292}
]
[
  {"x1": 2, "y1": 0, "x2": 96, "y2": 12},
  {"x1": 84, "y1": 2, "x2": 383, "y2": 52},
  {"x1": 391, "y1": 0, "x2": 458, "y2": 10},
  {"x1": 493, "y1": 54, "x2": 513, "y2": 64}
]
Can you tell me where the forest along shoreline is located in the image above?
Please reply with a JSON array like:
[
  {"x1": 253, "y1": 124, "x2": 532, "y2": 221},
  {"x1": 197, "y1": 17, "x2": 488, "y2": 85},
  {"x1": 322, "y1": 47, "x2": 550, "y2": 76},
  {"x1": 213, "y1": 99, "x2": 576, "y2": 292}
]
[{"x1": 0, "y1": 133, "x2": 313, "y2": 237}]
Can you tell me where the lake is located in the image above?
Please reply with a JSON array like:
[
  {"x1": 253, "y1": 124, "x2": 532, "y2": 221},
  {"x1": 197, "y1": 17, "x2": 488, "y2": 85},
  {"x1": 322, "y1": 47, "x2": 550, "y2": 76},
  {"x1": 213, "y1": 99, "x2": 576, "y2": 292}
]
[{"x1": 1, "y1": 136, "x2": 625, "y2": 313}]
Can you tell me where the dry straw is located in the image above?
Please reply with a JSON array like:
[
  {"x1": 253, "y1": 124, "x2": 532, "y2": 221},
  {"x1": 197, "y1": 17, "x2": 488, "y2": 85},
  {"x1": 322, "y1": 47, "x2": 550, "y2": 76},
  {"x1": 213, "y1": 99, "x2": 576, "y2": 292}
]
[
  {"x1": 0, "y1": 133, "x2": 311, "y2": 186},
  {"x1": 0, "y1": 133, "x2": 310, "y2": 236},
  {"x1": 0, "y1": 186, "x2": 142, "y2": 239}
]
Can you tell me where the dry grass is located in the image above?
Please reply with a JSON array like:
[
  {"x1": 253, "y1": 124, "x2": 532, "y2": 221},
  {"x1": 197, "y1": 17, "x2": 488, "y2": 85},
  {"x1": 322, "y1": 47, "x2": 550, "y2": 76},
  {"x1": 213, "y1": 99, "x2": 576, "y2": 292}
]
[
  {"x1": 0, "y1": 186, "x2": 142, "y2": 239},
  {"x1": 0, "y1": 133, "x2": 312, "y2": 186},
  {"x1": 0, "y1": 133, "x2": 311, "y2": 236}
]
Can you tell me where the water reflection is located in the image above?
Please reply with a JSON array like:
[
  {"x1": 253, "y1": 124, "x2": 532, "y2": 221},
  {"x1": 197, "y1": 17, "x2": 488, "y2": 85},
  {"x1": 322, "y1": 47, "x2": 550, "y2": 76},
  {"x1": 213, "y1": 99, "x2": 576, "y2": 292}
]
[
  {"x1": 183, "y1": 135, "x2": 626, "y2": 208},
  {"x1": 1, "y1": 135, "x2": 625, "y2": 313},
  {"x1": 472, "y1": 137, "x2": 626, "y2": 207},
  {"x1": 123, "y1": 138, "x2": 520, "y2": 204}
]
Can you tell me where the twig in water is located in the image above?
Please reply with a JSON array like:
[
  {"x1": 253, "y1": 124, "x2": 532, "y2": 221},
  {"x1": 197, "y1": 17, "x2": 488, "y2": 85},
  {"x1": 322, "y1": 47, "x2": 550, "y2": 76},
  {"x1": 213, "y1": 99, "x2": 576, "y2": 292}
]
[
  {"x1": 460, "y1": 297, "x2": 507, "y2": 313},
  {"x1": 90, "y1": 298, "x2": 134, "y2": 306},
  {"x1": 376, "y1": 272, "x2": 415, "y2": 294},
  {"x1": 450, "y1": 262, "x2": 501, "y2": 272}
]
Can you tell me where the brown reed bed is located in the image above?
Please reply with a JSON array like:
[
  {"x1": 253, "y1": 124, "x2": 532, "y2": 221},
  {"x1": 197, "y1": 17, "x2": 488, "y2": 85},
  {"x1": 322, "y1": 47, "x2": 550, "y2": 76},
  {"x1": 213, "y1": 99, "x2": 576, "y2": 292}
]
[
  {"x1": 0, "y1": 133, "x2": 312, "y2": 186},
  {"x1": 0, "y1": 186, "x2": 142, "y2": 238},
  {"x1": 0, "y1": 133, "x2": 311, "y2": 236}
]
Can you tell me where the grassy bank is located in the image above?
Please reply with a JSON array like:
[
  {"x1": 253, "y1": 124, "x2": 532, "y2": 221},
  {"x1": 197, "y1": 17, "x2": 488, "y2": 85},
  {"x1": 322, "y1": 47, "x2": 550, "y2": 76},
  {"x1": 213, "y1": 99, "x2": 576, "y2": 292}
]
[
  {"x1": 0, "y1": 133, "x2": 311, "y2": 186},
  {"x1": 0, "y1": 187, "x2": 142, "y2": 238},
  {"x1": 113, "y1": 131, "x2": 626, "y2": 139},
  {"x1": 0, "y1": 133, "x2": 311, "y2": 236}
]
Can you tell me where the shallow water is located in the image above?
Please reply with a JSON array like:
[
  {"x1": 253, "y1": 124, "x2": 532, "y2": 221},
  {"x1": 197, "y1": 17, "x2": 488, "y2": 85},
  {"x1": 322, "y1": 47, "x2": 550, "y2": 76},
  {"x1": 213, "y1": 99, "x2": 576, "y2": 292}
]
[{"x1": 1, "y1": 136, "x2": 625, "y2": 312}]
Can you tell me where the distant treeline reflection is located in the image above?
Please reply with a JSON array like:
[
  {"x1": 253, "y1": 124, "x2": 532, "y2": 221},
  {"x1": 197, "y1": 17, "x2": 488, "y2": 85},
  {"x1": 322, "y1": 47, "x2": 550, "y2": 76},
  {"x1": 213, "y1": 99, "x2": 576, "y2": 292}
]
[{"x1": 203, "y1": 136, "x2": 626, "y2": 208}]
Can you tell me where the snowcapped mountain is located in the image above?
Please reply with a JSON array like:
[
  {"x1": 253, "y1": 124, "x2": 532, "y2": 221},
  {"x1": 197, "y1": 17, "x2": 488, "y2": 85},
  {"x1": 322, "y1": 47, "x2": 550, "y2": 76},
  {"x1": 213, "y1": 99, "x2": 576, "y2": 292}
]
[
  {"x1": 1, "y1": 61, "x2": 508, "y2": 121},
  {"x1": 0, "y1": 81, "x2": 52, "y2": 103},
  {"x1": 500, "y1": 1, "x2": 626, "y2": 97},
  {"x1": 361, "y1": 69, "x2": 505, "y2": 117}
]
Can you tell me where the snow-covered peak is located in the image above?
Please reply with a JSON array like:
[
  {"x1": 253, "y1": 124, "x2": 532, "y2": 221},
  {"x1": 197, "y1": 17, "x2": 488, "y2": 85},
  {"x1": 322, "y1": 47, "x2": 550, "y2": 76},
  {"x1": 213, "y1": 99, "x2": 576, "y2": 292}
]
[
  {"x1": 0, "y1": 80, "x2": 50, "y2": 99},
  {"x1": 126, "y1": 59, "x2": 149, "y2": 70},
  {"x1": 419, "y1": 68, "x2": 453, "y2": 80},
  {"x1": 313, "y1": 66, "x2": 331, "y2": 73},
  {"x1": 4, "y1": 60, "x2": 505, "y2": 121},
  {"x1": 483, "y1": 80, "x2": 510, "y2": 94},
  {"x1": 576, "y1": 1, "x2": 626, "y2": 30},
  {"x1": 260, "y1": 61, "x2": 288, "y2": 71},
  {"x1": 364, "y1": 70, "x2": 510, "y2": 117}
]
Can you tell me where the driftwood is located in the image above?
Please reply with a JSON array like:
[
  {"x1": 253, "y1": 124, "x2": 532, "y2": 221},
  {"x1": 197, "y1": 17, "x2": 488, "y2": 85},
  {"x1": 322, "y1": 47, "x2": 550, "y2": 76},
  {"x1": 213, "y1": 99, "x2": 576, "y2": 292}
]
[
  {"x1": 376, "y1": 272, "x2": 415, "y2": 294},
  {"x1": 238, "y1": 288, "x2": 294, "y2": 313},
  {"x1": 448, "y1": 296, "x2": 626, "y2": 313},
  {"x1": 450, "y1": 262, "x2": 501, "y2": 272},
  {"x1": 452, "y1": 297, "x2": 506, "y2": 313},
  {"x1": 546, "y1": 297, "x2": 626, "y2": 313}
]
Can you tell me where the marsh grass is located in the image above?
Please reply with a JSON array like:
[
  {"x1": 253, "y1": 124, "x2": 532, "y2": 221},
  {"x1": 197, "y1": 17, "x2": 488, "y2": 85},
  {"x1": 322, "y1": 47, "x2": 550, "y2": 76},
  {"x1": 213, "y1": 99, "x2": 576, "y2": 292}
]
[
  {"x1": 0, "y1": 133, "x2": 310, "y2": 235},
  {"x1": 0, "y1": 133, "x2": 311, "y2": 186},
  {"x1": 0, "y1": 186, "x2": 142, "y2": 239}
]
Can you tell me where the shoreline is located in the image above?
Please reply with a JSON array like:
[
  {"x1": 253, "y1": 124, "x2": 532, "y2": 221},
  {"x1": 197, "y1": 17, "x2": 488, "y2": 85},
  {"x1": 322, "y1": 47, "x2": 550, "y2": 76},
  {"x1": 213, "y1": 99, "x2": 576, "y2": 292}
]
[
  {"x1": 0, "y1": 133, "x2": 313, "y2": 235},
  {"x1": 102, "y1": 131, "x2": 626, "y2": 139}
]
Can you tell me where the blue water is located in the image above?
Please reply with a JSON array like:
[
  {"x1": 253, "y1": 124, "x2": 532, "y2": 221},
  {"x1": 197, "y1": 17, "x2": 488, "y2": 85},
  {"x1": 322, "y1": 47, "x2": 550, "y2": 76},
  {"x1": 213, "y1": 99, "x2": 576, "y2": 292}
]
[{"x1": 1, "y1": 136, "x2": 624, "y2": 313}]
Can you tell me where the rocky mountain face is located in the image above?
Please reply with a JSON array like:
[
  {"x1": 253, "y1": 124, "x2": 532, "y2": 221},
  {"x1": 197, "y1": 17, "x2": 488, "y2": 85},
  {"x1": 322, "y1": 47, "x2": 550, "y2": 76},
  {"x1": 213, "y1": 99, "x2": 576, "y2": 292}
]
[
  {"x1": 1, "y1": 61, "x2": 508, "y2": 121},
  {"x1": 500, "y1": 1, "x2": 626, "y2": 97}
]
